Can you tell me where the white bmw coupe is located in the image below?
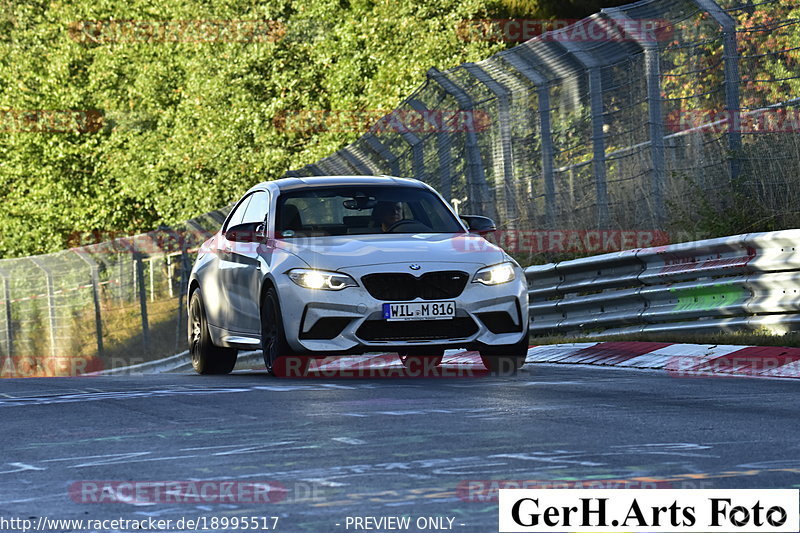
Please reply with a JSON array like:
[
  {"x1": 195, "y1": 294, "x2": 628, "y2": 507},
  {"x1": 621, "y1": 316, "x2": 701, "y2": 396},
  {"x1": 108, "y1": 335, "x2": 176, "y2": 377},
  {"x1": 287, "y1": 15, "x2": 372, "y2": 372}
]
[{"x1": 188, "y1": 176, "x2": 529, "y2": 375}]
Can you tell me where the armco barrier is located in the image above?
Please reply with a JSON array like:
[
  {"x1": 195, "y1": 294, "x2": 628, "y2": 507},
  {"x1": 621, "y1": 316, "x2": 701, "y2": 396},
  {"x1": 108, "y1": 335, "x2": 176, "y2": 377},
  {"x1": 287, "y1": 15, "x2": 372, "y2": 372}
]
[
  {"x1": 106, "y1": 344, "x2": 800, "y2": 381},
  {"x1": 524, "y1": 229, "x2": 800, "y2": 337}
]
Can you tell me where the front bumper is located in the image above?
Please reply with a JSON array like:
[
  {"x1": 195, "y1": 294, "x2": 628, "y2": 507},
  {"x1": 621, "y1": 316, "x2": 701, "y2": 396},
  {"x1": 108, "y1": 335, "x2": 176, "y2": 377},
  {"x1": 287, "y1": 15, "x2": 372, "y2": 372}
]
[{"x1": 276, "y1": 262, "x2": 529, "y2": 354}]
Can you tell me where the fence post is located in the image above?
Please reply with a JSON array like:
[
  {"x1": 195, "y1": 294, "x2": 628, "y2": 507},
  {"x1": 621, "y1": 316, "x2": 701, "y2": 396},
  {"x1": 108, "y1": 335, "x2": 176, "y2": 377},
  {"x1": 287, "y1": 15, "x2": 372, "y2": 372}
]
[
  {"x1": 73, "y1": 250, "x2": 104, "y2": 357},
  {"x1": 602, "y1": 10, "x2": 667, "y2": 227},
  {"x1": 306, "y1": 163, "x2": 327, "y2": 176},
  {"x1": 427, "y1": 67, "x2": 496, "y2": 220},
  {"x1": 29, "y1": 258, "x2": 57, "y2": 358},
  {"x1": 408, "y1": 98, "x2": 453, "y2": 203},
  {"x1": 644, "y1": 49, "x2": 667, "y2": 227},
  {"x1": 117, "y1": 255, "x2": 125, "y2": 304},
  {"x1": 0, "y1": 268, "x2": 12, "y2": 358},
  {"x1": 134, "y1": 252, "x2": 150, "y2": 353},
  {"x1": 175, "y1": 244, "x2": 191, "y2": 352},
  {"x1": 149, "y1": 257, "x2": 155, "y2": 302},
  {"x1": 556, "y1": 39, "x2": 610, "y2": 228},
  {"x1": 503, "y1": 50, "x2": 557, "y2": 228},
  {"x1": 167, "y1": 254, "x2": 174, "y2": 298},
  {"x1": 395, "y1": 124, "x2": 427, "y2": 183},
  {"x1": 692, "y1": 0, "x2": 742, "y2": 181},
  {"x1": 463, "y1": 63, "x2": 518, "y2": 228},
  {"x1": 318, "y1": 153, "x2": 352, "y2": 175},
  {"x1": 338, "y1": 147, "x2": 377, "y2": 174},
  {"x1": 363, "y1": 133, "x2": 401, "y2": 176}
]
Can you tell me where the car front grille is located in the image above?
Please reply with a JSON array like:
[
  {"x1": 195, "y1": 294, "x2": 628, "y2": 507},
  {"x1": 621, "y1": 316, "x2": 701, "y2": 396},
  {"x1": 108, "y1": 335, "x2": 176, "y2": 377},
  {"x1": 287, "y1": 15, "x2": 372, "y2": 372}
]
[
  {"x1": 361, "y1": 271, "x2": 469, "y2": 301},
  {"x1": 356, "y1": 317, "x2": 478, "y2": 341}
]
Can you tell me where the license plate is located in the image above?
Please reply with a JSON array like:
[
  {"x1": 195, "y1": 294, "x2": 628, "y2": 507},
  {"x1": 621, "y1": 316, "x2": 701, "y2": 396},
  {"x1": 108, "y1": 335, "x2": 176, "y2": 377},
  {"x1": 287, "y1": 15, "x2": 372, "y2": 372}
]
[{"x1": 382, "y1": 301, "x2": 455, "y2": 321}]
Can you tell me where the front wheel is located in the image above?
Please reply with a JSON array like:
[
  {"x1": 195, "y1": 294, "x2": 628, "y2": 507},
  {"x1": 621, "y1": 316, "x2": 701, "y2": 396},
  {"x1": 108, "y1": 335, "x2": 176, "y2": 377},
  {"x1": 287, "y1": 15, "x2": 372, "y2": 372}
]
[
  {"x1": 260, "y1": 288, "x2": 309, "y2": 377},
  {"x1": 479, "y1": 334, "x2": 528, "y2": 375},
  {"x1": 189, "y1": 291, "x2": 238, "y2": 375},
  {"x1": 480, "y1": 354, "x2": 526, "y2": 374}
]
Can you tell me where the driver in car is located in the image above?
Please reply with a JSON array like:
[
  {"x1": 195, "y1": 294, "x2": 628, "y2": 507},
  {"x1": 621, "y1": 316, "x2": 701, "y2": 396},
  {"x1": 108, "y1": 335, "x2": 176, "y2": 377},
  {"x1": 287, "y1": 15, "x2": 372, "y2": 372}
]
[{"x1": 371, "y1": 201, "x2": 404, "y2": 232}]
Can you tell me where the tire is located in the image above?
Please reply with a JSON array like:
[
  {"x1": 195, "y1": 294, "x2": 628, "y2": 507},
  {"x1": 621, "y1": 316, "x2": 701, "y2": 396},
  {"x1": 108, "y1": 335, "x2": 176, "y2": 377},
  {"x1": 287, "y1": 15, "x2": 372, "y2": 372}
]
[
  {"x1": 189, "y1": 291, "x2": 238, "y2": 375},
  {"x1": 398, "y1": 350, "x2": 443, "y2": 374},
  {"x1": 260, "y1": 288, "x2": 310, "y2": 377},
  {"x1": 479, "y1": 333, "x2": 529, "y2": 375}
]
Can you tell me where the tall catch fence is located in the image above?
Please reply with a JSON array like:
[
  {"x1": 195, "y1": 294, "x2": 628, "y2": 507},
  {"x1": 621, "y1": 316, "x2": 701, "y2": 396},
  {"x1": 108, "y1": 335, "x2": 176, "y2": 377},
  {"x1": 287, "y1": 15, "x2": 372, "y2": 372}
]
[
  {"x1": 2, "y1": 0, "x2": 799, "y2": 374},
  {"x1": 0, "y1": 207, "x2": 230, "y2": 376},
  {"x1": 287, "y1": 0, "x2": 800, "y2": 239}
]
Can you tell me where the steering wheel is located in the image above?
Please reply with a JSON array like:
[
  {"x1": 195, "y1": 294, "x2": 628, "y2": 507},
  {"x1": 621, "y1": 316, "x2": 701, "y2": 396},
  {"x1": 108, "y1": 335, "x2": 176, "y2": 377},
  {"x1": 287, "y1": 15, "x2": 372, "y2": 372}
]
[{"x1": 386, "y1": 219, "x2": 428, "y2": 233}]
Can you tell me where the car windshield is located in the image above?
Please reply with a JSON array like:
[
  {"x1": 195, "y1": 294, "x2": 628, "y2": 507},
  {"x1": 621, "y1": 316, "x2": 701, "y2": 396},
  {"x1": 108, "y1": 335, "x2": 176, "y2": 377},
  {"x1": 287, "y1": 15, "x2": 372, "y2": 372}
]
[{"x1": 275, "y1": 185, "x2": 465, "y2": 237}]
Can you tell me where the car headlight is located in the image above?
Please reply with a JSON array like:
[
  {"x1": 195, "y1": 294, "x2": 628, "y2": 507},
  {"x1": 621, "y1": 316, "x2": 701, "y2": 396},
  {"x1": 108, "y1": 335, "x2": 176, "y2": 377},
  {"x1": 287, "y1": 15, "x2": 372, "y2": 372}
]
[
  {"x1": 287, "y1": 269, "x2": 358, "y2": 290},
  {"x1": 472, "y1": 262, "x2": 516, "y2": 286}
]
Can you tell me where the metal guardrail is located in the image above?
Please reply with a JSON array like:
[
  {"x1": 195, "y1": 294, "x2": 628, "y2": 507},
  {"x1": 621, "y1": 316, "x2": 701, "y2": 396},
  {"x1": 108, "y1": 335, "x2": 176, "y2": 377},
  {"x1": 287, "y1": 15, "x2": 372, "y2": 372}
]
[{"x1": 524, "y1": 229, "x2": 800, "y2": 337}]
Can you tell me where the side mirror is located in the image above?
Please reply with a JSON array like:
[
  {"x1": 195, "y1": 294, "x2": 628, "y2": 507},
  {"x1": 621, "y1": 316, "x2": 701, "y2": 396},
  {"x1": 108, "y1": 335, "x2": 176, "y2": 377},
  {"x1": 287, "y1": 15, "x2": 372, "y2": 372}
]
[
  {"x1": 224, "y1": 222, "x2": 266, "y2": 243},
  {"x1": 460, "y1": 215, "x2": 496, "y2": 236}
]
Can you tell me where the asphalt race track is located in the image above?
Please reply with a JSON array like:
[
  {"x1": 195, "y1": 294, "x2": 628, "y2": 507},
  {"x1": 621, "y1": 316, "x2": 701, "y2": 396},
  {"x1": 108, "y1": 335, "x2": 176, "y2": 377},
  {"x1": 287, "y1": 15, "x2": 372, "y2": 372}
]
[{"x1": 1, "y1": 360, "x2": 799, "y2": 532}]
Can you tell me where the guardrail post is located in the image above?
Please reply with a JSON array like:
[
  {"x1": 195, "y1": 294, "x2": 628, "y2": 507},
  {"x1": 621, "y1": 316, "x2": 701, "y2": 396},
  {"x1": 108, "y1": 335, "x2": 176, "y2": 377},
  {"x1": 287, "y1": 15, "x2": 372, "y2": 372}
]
[
  {"x1": 73, "y1": 250, "x2": 104, "y2": 357},
  {"x1": 504, "y1": 50, "x2": 557, "y2": 228},
  {"x1": 601, "y1": 10, "x2": 667, "y2": 227},
  {"x1": 692, "y1": 0, "x2": 742, "y2": 181},
  {"x1": 134, "y1": 252, "x2": 150, "y2": 353},
  {"x1": 0, "y1": 268, "x2": 12, "y2": 358},
  {"x1": 29, "y1": 258, "x2": 57, "y2": 358},
  {"x1": 463, "y1": 63, "x2": 518, "y2": 228},
  {"x1": 427, "y1": 67, "x2": 496, "y2": 220}
]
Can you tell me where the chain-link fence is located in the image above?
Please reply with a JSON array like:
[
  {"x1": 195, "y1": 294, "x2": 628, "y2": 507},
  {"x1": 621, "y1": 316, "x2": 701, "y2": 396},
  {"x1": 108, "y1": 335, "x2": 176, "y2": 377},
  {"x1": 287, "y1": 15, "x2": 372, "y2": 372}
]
[
  {"x1": 287, "y1": 0, "x2": 800, "y2": 240},
  {"x1": 2, "y1": 0, "x2": 798, "y2": 374},
  {"x1": 0, "y1": 207, "x2": 230, "y2": 376}
]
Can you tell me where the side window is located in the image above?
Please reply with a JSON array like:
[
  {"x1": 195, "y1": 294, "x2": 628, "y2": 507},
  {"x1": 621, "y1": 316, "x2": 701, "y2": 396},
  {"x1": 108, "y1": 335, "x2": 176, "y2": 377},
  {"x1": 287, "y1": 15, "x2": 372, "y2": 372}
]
[
  {"x1": 241, "y1": 191, "x2": 269, "y2": 224},
  {"x1": 225, "y1": 195, "x2": 252, "y2": 231}
]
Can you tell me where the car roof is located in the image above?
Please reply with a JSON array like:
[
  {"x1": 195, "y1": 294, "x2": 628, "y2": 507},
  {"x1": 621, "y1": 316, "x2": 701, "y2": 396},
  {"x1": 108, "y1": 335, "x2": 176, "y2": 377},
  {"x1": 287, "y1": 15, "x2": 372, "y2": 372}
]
[{"x1": 247, "y1": 175, "x2": 429, "y2": 194}]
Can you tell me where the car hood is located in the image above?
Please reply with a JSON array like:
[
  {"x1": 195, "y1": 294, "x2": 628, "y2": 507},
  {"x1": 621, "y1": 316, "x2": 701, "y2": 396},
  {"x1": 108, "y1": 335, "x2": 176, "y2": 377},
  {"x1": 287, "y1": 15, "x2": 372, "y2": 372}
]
[{"x1": 275, "y1": 233, "x2": 506, "y2": 269}]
